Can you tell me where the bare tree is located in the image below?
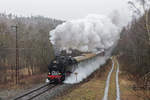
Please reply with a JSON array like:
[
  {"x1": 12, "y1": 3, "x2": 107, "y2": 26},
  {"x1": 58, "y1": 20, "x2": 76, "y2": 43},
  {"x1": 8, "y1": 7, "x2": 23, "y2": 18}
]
[
  {"x1": 128, "y1": 0, "x2": 150, "y2": 44},
  {"x1": 0, "y1": 13, "x2": 62, "y2": 84}
]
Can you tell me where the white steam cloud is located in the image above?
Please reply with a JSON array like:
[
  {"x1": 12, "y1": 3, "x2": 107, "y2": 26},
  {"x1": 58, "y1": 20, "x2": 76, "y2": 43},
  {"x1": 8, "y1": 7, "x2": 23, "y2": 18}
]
[
  {"x1": 50, "y1": 14, "x2": 121, "y2": 52},
  {"x1": 64, "y1": 56, "x2": 108, "y2": 84},
  {"x1": 49, "y1": 13, "x2": 129, "y2": 84}
]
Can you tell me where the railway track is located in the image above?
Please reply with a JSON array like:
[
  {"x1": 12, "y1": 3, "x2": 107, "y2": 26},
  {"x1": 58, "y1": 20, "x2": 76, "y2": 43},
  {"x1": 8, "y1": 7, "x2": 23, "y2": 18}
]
[{"x1": 13, "y1": 83, "x2": 57, "y2": 100}]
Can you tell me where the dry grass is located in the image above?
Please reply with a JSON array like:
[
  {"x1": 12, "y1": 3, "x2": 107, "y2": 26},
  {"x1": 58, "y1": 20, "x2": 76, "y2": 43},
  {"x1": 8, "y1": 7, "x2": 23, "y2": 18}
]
[
  {"x1": 119, "y1": 72, "x2": 150, "y2": 100},
  {"x1": 0, "y1": 73, "x2": 46, "y2": 90},
  {"x1": 55, "y1": 60, "x2": 112, "y2": 100},
  {"x1": 55, "y1": 57, "x2": 150, "y2": 100},
  {"x1": 116, "y1": 56, "x2": 150, "y2": 100}
]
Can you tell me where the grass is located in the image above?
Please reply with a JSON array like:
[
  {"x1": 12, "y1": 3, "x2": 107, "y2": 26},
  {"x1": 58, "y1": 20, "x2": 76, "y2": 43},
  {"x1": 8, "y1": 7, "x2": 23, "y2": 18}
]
[
  {"x1": 108, "y1": 57, "x2": 117, "y2": 100},
  {"x1": 55, "y1": 60, "x2": 112, "y2": 100},
  {"x1": 0, "y1": 73, "x2": 46, "y2": 90},
  {"x1": 55, "y1": 56, "x2": 150, "y2": 100},
  {"x1": 116, "y1": 56, "x2": 150, "y2": 100},
  {"x1": 119, "y1": 69, "x2": 150, "y2": 100},
  {"x1": 63, "y1": 79, "x2": 105, "y2": 100}
]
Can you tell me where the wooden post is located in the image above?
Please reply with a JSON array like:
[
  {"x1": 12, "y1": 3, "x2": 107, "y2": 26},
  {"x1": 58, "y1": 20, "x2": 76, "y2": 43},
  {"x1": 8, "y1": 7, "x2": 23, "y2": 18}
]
[{"x1": 11, "y1": 25, "x2": 19, "y2": 84}]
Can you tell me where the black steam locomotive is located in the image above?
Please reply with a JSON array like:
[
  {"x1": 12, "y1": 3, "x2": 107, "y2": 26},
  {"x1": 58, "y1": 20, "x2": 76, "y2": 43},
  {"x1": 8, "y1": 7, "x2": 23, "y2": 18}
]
[
  {"x1": 47, "y1": 56, "x2": 77, "y2": 83},
  {"x1": 46, "y1": 51, "x2": 105, "y2": 83}
]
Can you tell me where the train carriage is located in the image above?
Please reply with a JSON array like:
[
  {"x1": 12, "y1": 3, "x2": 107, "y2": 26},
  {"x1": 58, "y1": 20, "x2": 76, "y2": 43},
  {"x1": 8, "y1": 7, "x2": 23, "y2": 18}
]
[{"x1": 46, "y1": 51, "x2": 104, "y2": 83}]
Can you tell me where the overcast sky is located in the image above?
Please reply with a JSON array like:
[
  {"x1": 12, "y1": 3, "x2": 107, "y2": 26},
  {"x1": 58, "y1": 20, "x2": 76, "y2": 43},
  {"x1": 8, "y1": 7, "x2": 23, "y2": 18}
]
[{"x1": 0, "y1": 0, "x2": 128, "y2": 20}]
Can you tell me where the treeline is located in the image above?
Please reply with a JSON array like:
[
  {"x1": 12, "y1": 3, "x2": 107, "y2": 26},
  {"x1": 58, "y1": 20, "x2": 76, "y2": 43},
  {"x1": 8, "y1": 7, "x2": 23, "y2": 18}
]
[
  {"x1": 0, "y1": 13, "x2": 63, "y2": 83},
  {"x1": 114, "y1": 10, "x2": 150, "y2": 81}
]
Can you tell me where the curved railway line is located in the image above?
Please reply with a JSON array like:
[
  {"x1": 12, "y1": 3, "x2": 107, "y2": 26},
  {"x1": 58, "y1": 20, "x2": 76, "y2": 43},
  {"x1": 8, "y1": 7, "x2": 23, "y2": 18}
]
[
  {"x1": 13, "y1": 83, "x2": 57, "y2": 100},
  {"x1": 12, "y1": 52, "x2": 105, "y2": 100}
]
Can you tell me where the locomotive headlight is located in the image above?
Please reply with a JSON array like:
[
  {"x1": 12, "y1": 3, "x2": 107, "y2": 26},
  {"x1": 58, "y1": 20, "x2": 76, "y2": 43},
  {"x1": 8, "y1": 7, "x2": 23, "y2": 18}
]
[
  {"x1": 48, "y1": 72, "x2": 51, "y2": 75},
  {"x1": 59, "y1": 73, "x2": 61, "y2": 75}
]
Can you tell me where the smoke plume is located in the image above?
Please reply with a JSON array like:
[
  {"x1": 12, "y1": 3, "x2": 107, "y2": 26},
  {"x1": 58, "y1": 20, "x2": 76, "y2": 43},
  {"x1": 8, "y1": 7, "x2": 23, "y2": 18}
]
[
  {"x1": 49, "y1": 13, "x2": 128, "y2": 84},
  {"x1": 50, "y1": 14, "x2": 121, "y2": 53}
]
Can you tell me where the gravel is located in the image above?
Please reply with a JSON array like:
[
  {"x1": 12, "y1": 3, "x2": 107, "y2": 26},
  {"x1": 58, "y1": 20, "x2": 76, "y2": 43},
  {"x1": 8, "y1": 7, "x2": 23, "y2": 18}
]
[
  {"x1": 34, "y1": 84, "x2": 74, "y2": 100},
  {"x1": 0, "y1": 83, "x2": 74, "y2": 100}
]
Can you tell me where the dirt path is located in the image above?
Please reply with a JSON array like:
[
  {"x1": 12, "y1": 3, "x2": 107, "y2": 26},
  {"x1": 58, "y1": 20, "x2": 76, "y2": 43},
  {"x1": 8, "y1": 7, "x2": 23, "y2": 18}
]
[
  {"x1": 55, "y1": 56, "x2": 149, "y2": 100},
  {"x1": 55, "y1": 57, "x2": 119, "y2": 100},
  {"x1": 103, "y1": 57, "x2": 120, "y2": 100},
  {"x1": 114, "y1": 57, "x2": 150, "y2": 100},
  {"x1": 102, "y1": 57, "x2": 115, "y2": 100},
  {"x1": 115, "y1": 59, "x2": 120, "y2": 100}
]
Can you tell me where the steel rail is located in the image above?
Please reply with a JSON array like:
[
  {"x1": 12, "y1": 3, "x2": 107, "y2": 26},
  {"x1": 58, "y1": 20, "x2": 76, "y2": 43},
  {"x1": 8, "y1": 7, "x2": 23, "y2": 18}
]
[{"x1": 14, "y1": 83, "x2": 56, "y2": 100}]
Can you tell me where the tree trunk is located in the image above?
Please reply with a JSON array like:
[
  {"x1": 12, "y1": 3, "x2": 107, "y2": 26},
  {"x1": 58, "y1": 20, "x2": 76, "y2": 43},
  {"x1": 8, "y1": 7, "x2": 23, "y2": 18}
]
[{"x1": 144, "y1": 9, "x2": 150, "y2": 45}]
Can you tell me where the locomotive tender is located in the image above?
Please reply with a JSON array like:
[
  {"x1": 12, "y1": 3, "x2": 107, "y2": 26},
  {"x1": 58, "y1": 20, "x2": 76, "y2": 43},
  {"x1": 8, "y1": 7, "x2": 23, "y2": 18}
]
[{"x1": 46, "y1": 51, "x2": 104, "y2": 83}]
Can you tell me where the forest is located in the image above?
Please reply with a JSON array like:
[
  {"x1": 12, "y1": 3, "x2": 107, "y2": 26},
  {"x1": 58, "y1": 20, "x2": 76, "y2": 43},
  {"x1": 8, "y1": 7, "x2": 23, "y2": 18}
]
[
  {"x1": 0, "y1": 13, "x2": 63, "y2": 83},
  {"x1": 114, "y1": 9, "x2": 150, "y2": 88}
]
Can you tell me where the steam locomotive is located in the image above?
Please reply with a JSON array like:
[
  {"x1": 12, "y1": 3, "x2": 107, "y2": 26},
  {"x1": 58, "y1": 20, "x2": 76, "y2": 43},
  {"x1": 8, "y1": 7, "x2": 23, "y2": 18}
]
[
  {"x1": 46, "y1": 51, "x2": 105, "y2": 83},
  {"x1": 46, "y1": 56, "x2": 77, "y2": 83}
]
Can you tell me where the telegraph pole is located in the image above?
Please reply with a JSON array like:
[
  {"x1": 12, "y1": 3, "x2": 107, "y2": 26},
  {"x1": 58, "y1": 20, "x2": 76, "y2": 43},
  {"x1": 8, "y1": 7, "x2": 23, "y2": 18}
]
[{"x1": 11, "y1": 25, "x2": 19, "y2": 84}]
